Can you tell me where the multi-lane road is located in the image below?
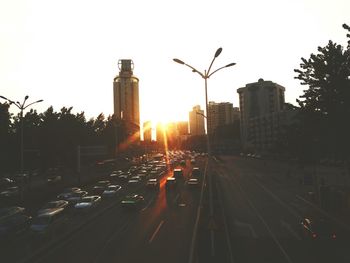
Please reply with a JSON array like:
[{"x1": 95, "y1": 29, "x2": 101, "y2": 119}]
[
  {"x1": 3, "y1": 154, "x2": 350, "y2": 263},
  {"x1": 213, "y1": 155, "x2": 350, "y2": 263},
  {"x1": 2, "y1": 156, "x2": 205, "y2": 263}
]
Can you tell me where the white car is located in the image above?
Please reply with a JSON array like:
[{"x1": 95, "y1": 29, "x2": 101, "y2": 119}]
[
  {"x1": 38, "y1": 200, "x2": 69, "y2": 215},
  {"x1": 102, "y1": 185, "x2": 121, "y2": 197},
  {"x1": 74, "y1": 196, "x2": 101, "y2": 211}
]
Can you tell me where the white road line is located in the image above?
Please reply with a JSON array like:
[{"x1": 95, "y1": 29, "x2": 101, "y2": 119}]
[
  {"x1": 148, "y1": 220, "x2": 164, "y2": 243},
  {"x1": 251, "y1": 175, "x2": 301, "y2": 219},
  {"x1": 141, "y1": 197, "x2": 154, "y2": 212},
  {"x1": 227, "y1": 171, "x2": 294, "y2": 263},
  {"x1": 174, "y1": 193, "x2": 180, "y2": 204},
  {"x1": 188, "y1": 158, "x2": 208, "y2": 263},
  {"x1": 234, "y1": 220, "x2": 258, "y2": 239}
]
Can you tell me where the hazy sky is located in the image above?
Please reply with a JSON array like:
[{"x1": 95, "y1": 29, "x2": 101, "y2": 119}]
[{"x1": 1, "y1": 0, "x2": 349, "y2": 125}]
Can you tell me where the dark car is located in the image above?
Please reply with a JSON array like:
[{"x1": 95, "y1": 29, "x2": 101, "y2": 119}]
[
  {"x1": 146, "y1": 178, "x2": 160, "y2": 191},
  {"x1": 300, "y1": 218, "x2": 337, "y2": 240},
  {"x1": 0, "y1": 178, "x2": 15, "y2": 190},
  {"x1": 173, "y1": 168, "x2": 183, "y2": 179},
  {"x1": 47, "y1": 175, "x2": 62, "y2": 185},
  {"x1": 191, "y1": 167, "x2": 201, "y2": 177},
  {"x1": 187, "y1": 178, "x2": 200, "y2": 188},
  {"x1": 120, "y1": 194, "x2": 144, "y2": 209},
  {"x1": 57, "y1": 187, "x2": 81, "y2": 199},
  {"x1": 165, "y1": 177, "x2": 177, "y2": 190},
  {"x1": 0, "y1": 186, "x2": 20, "y2": 199},
  {"x1": 0, "y1": 207, "x2": 32, "y2": 240},
  {"x1": 93, "y1": 181, "x2": 111, "y2": 195}
]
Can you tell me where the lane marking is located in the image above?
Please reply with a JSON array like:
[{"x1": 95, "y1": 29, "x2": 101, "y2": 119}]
[
  {"x1": 174, "y1": 193, "x2": 180, "y2": 204},
  {"x1": 141, "y1": 196, "x2": 155, "y2": 212},
  {"x1": 188, "y1": 158, "x2": 208, "y2": 263},
  {"x1": 219, "y1": 170, "x2": 294, "y2": 263},
  {"x1": 216, "y1": 180, "x2": 235, "y2": 263},
  {"x1": 251, "y1": 175, "x2": 301, "y2": 219},
  {"x1": 234, "y1": 220, "x2": 258, "y2": 239},
  {"x1": 148, "y1": 220, "x2": 164, "y2": 243}
]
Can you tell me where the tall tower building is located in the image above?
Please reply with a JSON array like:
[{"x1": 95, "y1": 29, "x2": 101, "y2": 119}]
[
  {"x1": 237, "y1": 78, "x2": 286, "y2": 151},
  {"x1": 189, "y1": 105, "x2": 205, "y2": 136},
  {"x1": 113, "y1": 59, "x2": 140, "y2": 137}
]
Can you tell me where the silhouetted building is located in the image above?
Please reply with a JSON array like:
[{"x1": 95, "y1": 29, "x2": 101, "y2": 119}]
[
  {"x1": 113, "y1": 59, "x2": 140, "y2": 139},
  {"x1": 207, "y1": 102, "x2": 237, "y2": 134},
  {"x1": 189, "y1": 105, "x2": 205, "y2": 135},
  {"x1": 237, "y1": 78, "x2": 286, "y2": 152},
  {"x1": 156, "y1": 123, "x2": 165, "y2": 146},
  {"x1": 143, "y1": 121, "x2": 152, "y2": 142},
  {"x1": 177, "y1": 121, "x2": 189, "y2": 135}
]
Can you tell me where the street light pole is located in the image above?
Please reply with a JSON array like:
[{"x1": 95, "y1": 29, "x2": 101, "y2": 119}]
[
  {"x1": 173, "y1": 48, "x2": 235, "y2": 258},
  {"x1": 173, "y1": 48, "x2": 235, "y2": 155},
  {"x1": 0, "y1": 95, "x2": 43, "y2": 173}
]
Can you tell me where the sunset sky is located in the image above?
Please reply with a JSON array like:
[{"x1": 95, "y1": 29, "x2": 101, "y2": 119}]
[{"x1": 1, "y1": 0, "x2": 349, "y2": 126}]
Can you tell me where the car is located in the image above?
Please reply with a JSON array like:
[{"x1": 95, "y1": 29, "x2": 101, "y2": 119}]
[
  {"x1": 118, "y1": 172, "x2": 131, "y2": 182},
  {"x1": 109, "y1": 170, "x2": 123, "y2": 180},
  {"x1": 120, "y1": 194, "x2": 144, "y2": 209},
  {"x1": 30, "y1": 208, "x2": 66, "y2": 235},
  {"x1": 146, "y1": 178, "x2": 160, "y2": 191},
  {"x1": 0, "y1": 178, "x2": 15, "y2": 190},
  {"x1": 165, "y1": 177, "x2": 177, "y2": 190},
  {"x1": 47, "y1": 175, "x2": 62, "y2": 185},
  {"x1": 191, "y1": 167, "x2": 201, "y2": 177},
  {"x1": 173, "y1": 168, "x2": 184, "y2": 178},
  {"x1": 37, "y1": 200, "x2": 69, "y2": 215},
  {"x1": 102, "y1": 185, "x2": 121, "y2": 197},
  {"x1": 187, "y1": 178, "x2": 200, "y2": 188},
  {"x1": 74, "y1": 196, "x2": 101, "y2": 211},
  {"x1": 0, "y1": 207, "x2": 31, "y2": 239},
  {"x1": 0, "y1": 186, "x2": 20, "y2": 198},
  {"x1": 300, "y1": 217, "x2": 337, "y2": 240},
  {"x1": 93, "y1": 180, "x2": 111, "y2": 194},
  {"x1": 64, "y1": 191, "x2": 88, "y2": 204},
  {"x1": 57, "y1": 187, "x2": 81, "y2": 199},
  {"x1": 127, "y1": 178, "x2": 141, "y2": 188}
]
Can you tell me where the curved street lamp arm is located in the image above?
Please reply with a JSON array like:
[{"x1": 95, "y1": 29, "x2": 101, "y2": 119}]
[
  {"x1": 208, "y1": 63, "x2": 236, "y2": 78},
  {"x1": 23, "y1": 100, "x2": 44, "y2": 110},
  {"x1": 184, "y1": 63, "x2": 205, "y2": 78},
  {"x1": 207, "y1": 56, "x2": 217, "y2": 76}
]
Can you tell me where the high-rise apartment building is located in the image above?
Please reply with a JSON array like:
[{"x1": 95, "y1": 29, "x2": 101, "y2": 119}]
[
  {"x1": 207, "y1": 102, "x2": 237, "y2": 134},
  {"x1": 237, "y1": 78, "x2": 286, "y2": 151},
  {"x1": 113, "y1": 59, "x2": 140, "y2": 138},
  {"x1": 189, "y1": 105, "x2": 205, "y2": 135}
]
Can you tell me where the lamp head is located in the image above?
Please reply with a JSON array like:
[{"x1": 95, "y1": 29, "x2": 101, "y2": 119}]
[
  {"x1": 214, "y1": 48, "x2": 222, "y2": 58},
  {"x1": 225, "y1": 63, "x2": 236, "y2": 67},
  {"x1": 173, "y1": 58, "x2": 185, "y2": 64}
]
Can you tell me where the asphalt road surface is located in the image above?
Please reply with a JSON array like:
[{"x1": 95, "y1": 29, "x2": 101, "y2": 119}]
[{"x1": 4, "y1": 155, "x2": 350, "y2": 263}]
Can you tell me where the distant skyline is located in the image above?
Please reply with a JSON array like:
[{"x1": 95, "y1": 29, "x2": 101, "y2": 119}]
[{"x1": 1, "y1": 0, "x2": 349, "y2": 125}]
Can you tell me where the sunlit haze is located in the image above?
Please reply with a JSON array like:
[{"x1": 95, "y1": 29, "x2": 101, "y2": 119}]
[{"x1": 1, "y1": 0, "x2": 349, "y2": 125}]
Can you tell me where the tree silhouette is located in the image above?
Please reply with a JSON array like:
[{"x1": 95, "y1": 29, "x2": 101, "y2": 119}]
[{"x1": 294, "y1": 24, "x2": 350, "y2": 165}]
